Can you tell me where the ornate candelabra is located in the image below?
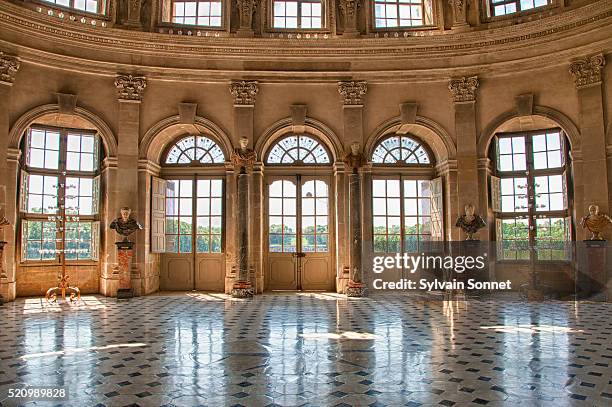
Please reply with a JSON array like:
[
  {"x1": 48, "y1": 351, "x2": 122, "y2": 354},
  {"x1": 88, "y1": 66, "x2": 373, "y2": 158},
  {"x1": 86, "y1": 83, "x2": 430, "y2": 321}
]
[{"x1": 45, "y1": 181, "x2": 81, "y2": 303}]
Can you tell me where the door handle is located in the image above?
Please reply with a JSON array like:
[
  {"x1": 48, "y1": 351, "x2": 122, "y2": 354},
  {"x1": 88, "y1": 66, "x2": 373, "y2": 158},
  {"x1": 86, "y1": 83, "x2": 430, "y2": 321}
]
[{"x1": 292, "y1": 252, "x2": 306, "y2": 258}]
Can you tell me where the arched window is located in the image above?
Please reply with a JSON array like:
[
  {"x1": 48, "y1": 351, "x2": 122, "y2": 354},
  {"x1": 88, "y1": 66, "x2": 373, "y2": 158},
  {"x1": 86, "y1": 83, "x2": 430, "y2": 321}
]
[
  {"x1": 491, "y1": 129, "x2": 571, "y2": 261},
  {"x1": 373, "y1": 0, "x2": 434, "y2": 29},
  {"x1": 41, "y1": 0, "x2": 107, "y2": 14},
  {"x1": 372, "y1": 135, "x2": 431, "y2": 165},
  {"x1": 370, "y1": 134, "x2": 442, "y2": 253},
  {"x1": 19, "y1": 126, "x2": 102, "y2": 262},
  {"x1": 266, "y1": 135, "x2": 331, "y2": 165},
  {"x1": 164, "y1": 135, "x2": 225, "y2": 165}
]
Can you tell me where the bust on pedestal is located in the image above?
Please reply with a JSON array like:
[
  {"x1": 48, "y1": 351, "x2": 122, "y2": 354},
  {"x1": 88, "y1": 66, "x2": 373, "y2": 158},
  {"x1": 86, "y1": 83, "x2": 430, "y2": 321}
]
[
  {"x1": 578, "y1": 205, "x2": 610, "y2": 300},
  {"x1": 455, "y1": 204, "x2": 486, "y2": 241},
  {"x1": 110, "y1": 207, "x2": 143, "y2": 299},
  {"x1": 581, "y1": 204, "x2": 611, "y2": 241}
]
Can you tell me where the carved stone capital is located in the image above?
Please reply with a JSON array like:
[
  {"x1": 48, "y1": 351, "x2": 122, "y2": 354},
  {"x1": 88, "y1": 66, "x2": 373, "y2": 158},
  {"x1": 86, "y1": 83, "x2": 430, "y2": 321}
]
[
  {"x1": 115, "y1": 74, "x2": 147, "y2": 101},
  {"x1": 0, "y1": 52, "x2": 20, "y2": 85},
  {"x1": 230, "y1": 80, "x2": 259, "y2": 105},
  {"x1": 338, "y1": 81, "x2": 367, "y2": 105},
  {"x1": 448, "y1": 76, "x2": 479, "y2": 103},
  {"x1": 569, "y1": 54, "x2": 605, "y2": 89}
]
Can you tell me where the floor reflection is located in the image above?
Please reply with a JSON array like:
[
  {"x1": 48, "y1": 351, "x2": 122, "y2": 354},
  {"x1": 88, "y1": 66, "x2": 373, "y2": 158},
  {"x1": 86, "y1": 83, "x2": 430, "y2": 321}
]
[{"x1": 0, "y1": 293, "x2": 609, "y2": 406}]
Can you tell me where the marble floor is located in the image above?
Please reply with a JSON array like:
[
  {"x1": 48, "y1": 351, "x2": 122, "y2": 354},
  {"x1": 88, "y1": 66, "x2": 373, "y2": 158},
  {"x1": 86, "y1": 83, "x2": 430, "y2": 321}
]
[{"x1": 0, "y1": 292, "x2": 610, "y2": 407}]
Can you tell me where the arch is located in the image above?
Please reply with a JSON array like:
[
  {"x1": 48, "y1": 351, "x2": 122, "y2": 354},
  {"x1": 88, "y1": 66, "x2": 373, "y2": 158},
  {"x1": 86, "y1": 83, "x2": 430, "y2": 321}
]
[
  {"x1": 365, "y1": 116, "x2": 456, "y2": 164},
  {"x1": 140, "y1": 115, "x2": 232, "y2": 164},
  {"x1": 478, "y1": 106, "x2": 581, "y2": 158},
  {"x1": 371, "y1": 135, "x2": 432, "y2": 165},
  {"x1": 163, "y1": 135, "x2": 226, "y2": 165},
  {"x1": 256, "y1": 117, "x2": 343, "y2": 164},
  {"x1": 9, "y1": 104, "x2": 117, "y2": 158},
  {"x1": 266, "y1": 135, "x2": 331, "y2": 165}
]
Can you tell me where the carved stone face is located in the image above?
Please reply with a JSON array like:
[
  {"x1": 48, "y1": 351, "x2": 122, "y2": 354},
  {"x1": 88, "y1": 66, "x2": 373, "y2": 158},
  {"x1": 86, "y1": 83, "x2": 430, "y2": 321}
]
[
  {"x1": 120, "y1": 207, "x2": 131, "y2": 222},
  {"x1": 350, "y1": 142, "x2": 360, "y2": 156},
  {"x1": 465, "y1": 204, "x2": 475, "y2": 216},
  {"x1": 239, "y1": 137, "x2": 249, "y2": 150},
  {"x1": 589, "y1": 205, "x2": 599, "y2": 215}
]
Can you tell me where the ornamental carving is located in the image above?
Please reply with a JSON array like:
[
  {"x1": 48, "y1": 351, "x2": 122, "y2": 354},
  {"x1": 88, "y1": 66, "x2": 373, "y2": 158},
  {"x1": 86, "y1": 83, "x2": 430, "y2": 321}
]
[
  {"x1": 230, "y1": 80, "x2": 259, "y2": 105},
  {"x1": 339, "y1": 0, "x2": 360, "y2": 17},
  {"x1": 338, "y1": 81, "x2": 367, "y2": 105},
  {"x1": 114, "y1": 74, "x2": 147, "y2": 101},
  {"x1": 344, "y1": 142, "x2": 367, "y2": 172},
  {"x1": 448, "y1": 76, "x2": 479, "y2": 103},
  {"x1": 448, "y1": 0, "x2": 469, "y2": 27},
  {"x1": 236, "y1": 0, "x2": 257, "y2": 28},
  {"x1": 231, "y1": 138, "x2": 257, "y2": 173},
  {"x1": 0, "y1": 52, "x2": 20, "y2": 84},
  {"x1": 569, "y1": 54, "x2": 605, "y2": 89}
]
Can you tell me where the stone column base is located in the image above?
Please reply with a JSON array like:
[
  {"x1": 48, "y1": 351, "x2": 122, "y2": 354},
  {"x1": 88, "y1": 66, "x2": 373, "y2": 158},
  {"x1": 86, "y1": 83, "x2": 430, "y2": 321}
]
[
  {"x1": 346, "y1": 281, "x2": 367, "y2": 297},
  {"x1": 0, "y1": 279, "x2": 16, "y2": 302},
  {"x1": 231, "y1": 281, "x2": 254, "y2": 298},
  {"x1": 236, "y1": 29, "x2": 254, "y2": 38}
]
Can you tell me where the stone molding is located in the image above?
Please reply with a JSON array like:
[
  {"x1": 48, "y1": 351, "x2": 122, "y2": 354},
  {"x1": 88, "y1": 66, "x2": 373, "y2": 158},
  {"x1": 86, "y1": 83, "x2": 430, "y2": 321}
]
[
  {"x1": 448, "y1": 76, "x2": 479, "y2": 103},
  {"x1": 230, "y1": 80, "x2": 259, "y2": 105},
  {"x1": 115, "y1": 74, "x2": 147, "y2": 101},
  {"x1": 338, "y1": 81, "x2": 367, "y2": 105},
  {"x1": 0, "y1": 51, "x2": 19, "y2": 85},
  {"x1": 569, "y1": 53, "x2": 606, "y2": 89}
]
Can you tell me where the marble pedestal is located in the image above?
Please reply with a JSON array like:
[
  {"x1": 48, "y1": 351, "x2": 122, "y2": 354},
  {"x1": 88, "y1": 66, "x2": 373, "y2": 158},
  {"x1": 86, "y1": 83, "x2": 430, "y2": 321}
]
[{"x1": 116, "y1": 241, "x2": 134, "y2": 299}]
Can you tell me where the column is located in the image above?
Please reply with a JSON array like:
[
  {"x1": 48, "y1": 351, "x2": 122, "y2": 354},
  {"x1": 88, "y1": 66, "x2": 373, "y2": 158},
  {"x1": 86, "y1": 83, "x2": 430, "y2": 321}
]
[
  {"x1": 449, "y1": 0, "x2": 470, "y2": 31},
  {"x1": 0, "y1": 52, "x2": 20, "y2": 302},
  {"x1": 569, "y1": 54, "x2": 608, "y2": 216},
  {"x1": 338, "y1": 81, "x2": 368, "y2": 296},
  {"x1": 123, "y1": 0, "x2": 143, "y2": 28},
  {"x1": 334, "y1": 162, "x2": 349, "y2": 293},
  {"x1": 339, "y1": 0, "x2": 361, "y2": 37},
  {"x1": 251, "y1": 163, "x2": 264, "y2": 293},
  {"x1": 449, "y1": 76, "x2": 480, "y2": 240},
  {"x1": 229, "y1": 81, "x2": 259, "y2": 297},
  {"x1": 114, "y1": 74, "x2": 147, "y2": 296}
]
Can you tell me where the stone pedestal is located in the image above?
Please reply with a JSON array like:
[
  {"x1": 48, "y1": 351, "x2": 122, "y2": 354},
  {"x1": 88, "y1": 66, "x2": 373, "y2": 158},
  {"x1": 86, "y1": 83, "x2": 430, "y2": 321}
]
[
  {"x1": 577, "y1": 240, "x2": 607, "y2": 300},
  {"x1": 116, "y1": 241, "x2": 134, "y2": 299}
]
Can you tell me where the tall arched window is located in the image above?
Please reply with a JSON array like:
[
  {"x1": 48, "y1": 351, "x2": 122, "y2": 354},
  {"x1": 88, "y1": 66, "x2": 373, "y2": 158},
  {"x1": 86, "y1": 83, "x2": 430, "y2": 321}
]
[
  {"x1": 373, "y1": 0, "x2": 434, "y2": 28},
  {"x1": 158, "y1": 135, "x2": 226, "y2": 254},
  {"x1": 19, "y1": 126, "x2": 102, "y2": 262},
  {"x1": 264, "y1": 134, "x2": 334, "y2": 291},
  {"x1": 370, "y1": 135, "x2": 442, "y2": 253},
  {"x1": 490, "y1": 129, "x2": 571, "y2": 261}
]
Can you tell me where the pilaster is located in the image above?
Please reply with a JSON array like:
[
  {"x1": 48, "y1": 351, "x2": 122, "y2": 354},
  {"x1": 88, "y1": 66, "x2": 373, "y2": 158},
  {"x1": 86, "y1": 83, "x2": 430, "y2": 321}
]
[
  {"x1": 114, "y1": 73, "x2": 146, "y2": 296},
  {"x1": 339, "y1": 0, "x2": 361, "y2": 37},
  {"x1": 449, "y1": 76, "x2": 480, "y2": 240},
  {"x1": 0, "y1": 52, "x2": 19, "y2": 302},
  {"x1": 569, "y1": 54, "x2": 608, "y2": 214}
]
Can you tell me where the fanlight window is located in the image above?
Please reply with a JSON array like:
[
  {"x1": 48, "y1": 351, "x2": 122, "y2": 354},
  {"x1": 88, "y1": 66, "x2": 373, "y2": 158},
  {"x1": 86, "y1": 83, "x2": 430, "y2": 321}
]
[
  {"x1": 165, "y1": 136, "x2": 225, "y2": 165},
  {"x1": 266, "y1": 136, "x2": 330, "y2": 165},
  {"x1": 372, "y1": 136, "x2": 431, "y2": 164}
]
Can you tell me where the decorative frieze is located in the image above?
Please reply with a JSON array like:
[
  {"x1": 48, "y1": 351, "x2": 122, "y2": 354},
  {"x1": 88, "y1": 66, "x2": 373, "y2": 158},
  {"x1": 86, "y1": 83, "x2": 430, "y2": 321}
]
[
  {"x1": 114, "y1": 74, "x2": 147, "y2": 101},
  {"x1": 569, "y1": 54, "x2": 605, "y2": 89},
  {"x1": 448, "y1": 76, "x2": 479, "y2": 103},
  {"x1": 338, "y1": 81, "x2": 367, "y2": 105},
  {"x1": 230, "y1": 80, "x2": 259, "y2": 105},
  {"x1": 0, "y1": 52, "x2": 20, "y2": 85}
]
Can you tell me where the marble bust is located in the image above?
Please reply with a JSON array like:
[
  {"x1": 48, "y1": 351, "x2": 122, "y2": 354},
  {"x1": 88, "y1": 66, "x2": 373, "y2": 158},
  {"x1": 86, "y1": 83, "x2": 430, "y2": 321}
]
[
  {"x1": 580, "y1": 204, "x2": 612, "y2": 240},
  {"x1": 455, "y1": 204, "x2": 486, "y2": 240},
  {"x1": 110, "y1": 207, "x2": 143, "y2": 242}
]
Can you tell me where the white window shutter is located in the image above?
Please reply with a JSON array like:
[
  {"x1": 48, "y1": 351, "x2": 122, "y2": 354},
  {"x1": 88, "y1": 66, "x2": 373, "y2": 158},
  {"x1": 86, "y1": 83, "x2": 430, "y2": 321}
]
[
  {"x1": 430, "y1": 177, "x2": 444, "y2": 241},
  {"x1": 490, "y1": 175, "x2": 501, "y2": 213},
  {"x1": 19, "y1": 170, "x2": 30, "y2": 213},
  {"x1": 92, "y1": 175, "x2": 101, "y2": 215},
  {"x1": 92, "y1": 221, "x2": 100, "y2": 261},
  {"x1": 151, "y1": 176, "x2": 167, "y2": 253}
]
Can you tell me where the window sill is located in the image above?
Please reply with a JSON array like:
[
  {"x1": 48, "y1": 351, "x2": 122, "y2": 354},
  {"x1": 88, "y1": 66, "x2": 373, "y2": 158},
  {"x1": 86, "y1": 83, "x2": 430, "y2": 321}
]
[
  {"x1": 157, "y1": 22, "x2": 226, "y2": 31},
  {"x1": 482, "y1": 4, "x2": 558, "y2": 25},
  {"x1": 20, "y1": 261, "x2": 99, "y2": 267},
  {"x1": 28, "y1": 1, "x2": 110, "y2": 21}
]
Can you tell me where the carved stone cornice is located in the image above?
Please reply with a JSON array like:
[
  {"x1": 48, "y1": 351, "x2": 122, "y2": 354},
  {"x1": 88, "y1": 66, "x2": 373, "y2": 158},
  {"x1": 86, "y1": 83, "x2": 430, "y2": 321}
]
[
  {"x1": 338, "y1": 81, "x2": 367, "y2": 105},
  {"x1": 569, "y1": 54, "x2": 605, "y2": 89},
  {"x1": 114, "y1": 74, "x2": 147, "y2": 101},
  {"x1": 448, "y1": 76, "x2": 479, "y2": 103},
  {"x1": 230, "y1": 80, "x2": 259, "y2": 105},
  {"x1": 0, "y1": 51, "x2": 20, "y2": 85}
]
